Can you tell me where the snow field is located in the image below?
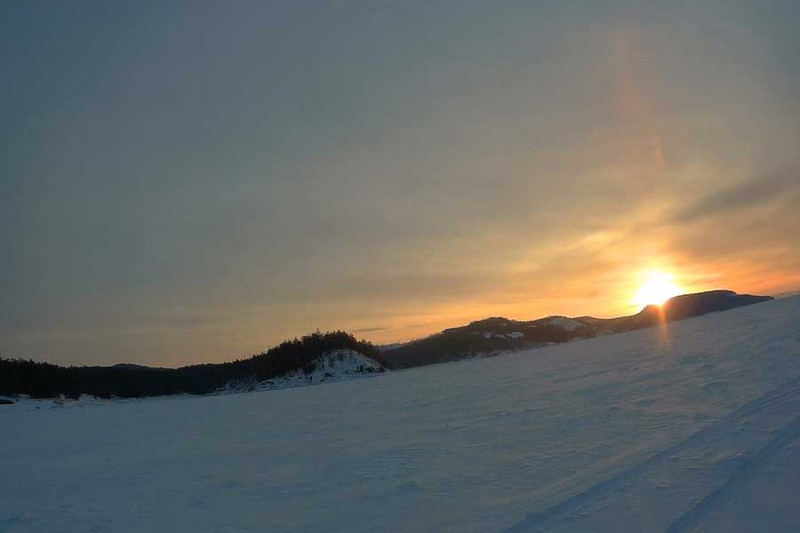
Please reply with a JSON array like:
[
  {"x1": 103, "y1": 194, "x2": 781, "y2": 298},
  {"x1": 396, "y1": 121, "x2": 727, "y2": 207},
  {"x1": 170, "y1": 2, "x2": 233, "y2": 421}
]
[{"x1": 2, "y1": 296, "x2": 799, "y2": 532}]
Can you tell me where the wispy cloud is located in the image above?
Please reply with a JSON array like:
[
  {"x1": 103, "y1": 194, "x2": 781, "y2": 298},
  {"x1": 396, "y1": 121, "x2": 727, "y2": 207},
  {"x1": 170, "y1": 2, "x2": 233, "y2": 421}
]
[{"x1": 672, "y1": 170, "x2": 800, "y2": 224}]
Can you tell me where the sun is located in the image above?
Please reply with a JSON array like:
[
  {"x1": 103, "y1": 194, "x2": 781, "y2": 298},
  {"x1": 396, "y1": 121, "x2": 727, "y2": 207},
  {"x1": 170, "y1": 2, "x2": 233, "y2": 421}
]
[{"x1": 634, "y1": 272, "x2": 683, "y2": 308}]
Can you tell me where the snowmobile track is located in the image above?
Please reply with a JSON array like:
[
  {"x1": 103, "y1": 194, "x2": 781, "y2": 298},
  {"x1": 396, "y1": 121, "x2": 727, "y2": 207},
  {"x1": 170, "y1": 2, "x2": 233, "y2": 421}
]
[
  {"x1": 505, "y1": 377, "x2": 800, "y2": 532},
  {"x1": 666, "y1": 412, "x2": 800, "y2": 532}
]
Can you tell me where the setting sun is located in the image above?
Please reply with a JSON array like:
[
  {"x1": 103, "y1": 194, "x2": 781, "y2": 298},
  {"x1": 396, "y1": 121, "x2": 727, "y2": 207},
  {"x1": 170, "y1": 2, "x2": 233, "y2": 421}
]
[{"x1": 634, "y1": 272, "x2": 683, "y2": 308}]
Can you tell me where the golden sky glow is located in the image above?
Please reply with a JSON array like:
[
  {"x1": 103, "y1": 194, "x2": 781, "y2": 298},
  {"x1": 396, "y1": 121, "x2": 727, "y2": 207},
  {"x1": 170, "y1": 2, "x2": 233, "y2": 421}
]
[
  {"x1": 633, "y1": 272, "x2": 683, "y2": 308},
  {"x1": 2, "y1": 2, "x2": 799, "y2": 366}
]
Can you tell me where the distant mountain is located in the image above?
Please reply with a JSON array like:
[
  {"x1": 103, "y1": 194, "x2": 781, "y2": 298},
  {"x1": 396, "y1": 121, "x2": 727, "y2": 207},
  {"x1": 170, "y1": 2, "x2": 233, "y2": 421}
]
[
  {"x1": 581, "y1": 290, "x2": 773, "y2": 334},
  {"x1": 1, "y1": 290, "x2": 773, "y2": 399},
  {"x1": 111, "y1": 363, "x2": 170, "y2": 371},
  {"x1": 384, "y1": 290, "x2": 772, "y2": 369},
  {"x1": 377, "y1": 342, "x2": 408, "y2": 353},
  {"x1": 383, "y1": 315, "x2": 596, "y2": 369}
]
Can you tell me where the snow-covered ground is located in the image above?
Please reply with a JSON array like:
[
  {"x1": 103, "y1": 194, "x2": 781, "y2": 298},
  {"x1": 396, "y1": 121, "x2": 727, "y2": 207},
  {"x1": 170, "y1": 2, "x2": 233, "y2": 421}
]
[{"x1": 3, "y1": 296, "x2": 800, "y2": 532}]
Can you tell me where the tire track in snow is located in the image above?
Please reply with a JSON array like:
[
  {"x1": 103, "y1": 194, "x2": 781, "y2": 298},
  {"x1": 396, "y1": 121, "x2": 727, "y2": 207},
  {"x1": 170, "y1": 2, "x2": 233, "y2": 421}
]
[
  {"x1": 666, "y1": 413, "x2": 800, "y2": 533},
  {"x1": 504, "y1": 377, "x2": 800, "y2": 532}
]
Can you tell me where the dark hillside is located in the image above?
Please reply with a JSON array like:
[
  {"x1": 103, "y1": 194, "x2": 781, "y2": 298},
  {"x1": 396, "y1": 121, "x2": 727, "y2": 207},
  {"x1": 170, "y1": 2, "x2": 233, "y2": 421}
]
[
  {"x1": 582, "y1": 290, "x2": 773, "y2": 333},
  {"x1": 386, "y1": 290, "x2": 772, "y2": 369},
  {"x1": 0, "y1": 331, "x2": 380, "y2": 399},
  {"x1": 384, "y1": 316, "x2": 596, "y2": 369}
]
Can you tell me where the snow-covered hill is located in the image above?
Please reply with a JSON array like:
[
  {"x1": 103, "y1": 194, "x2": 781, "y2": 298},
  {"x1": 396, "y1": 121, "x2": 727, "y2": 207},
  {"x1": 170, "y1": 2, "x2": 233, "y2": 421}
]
[
  {"x1": 2, "y1": 296, "x2": 800, "y2": 532},
  {"x1": 220, "y1": 348, "x2": 385, "y2": 393},
  {"x1": 384, "y1": 291, "x2": 771, "y2": 369},
  {"x1": 539, "y1": 316, "x2": 585, "y2": 331}
]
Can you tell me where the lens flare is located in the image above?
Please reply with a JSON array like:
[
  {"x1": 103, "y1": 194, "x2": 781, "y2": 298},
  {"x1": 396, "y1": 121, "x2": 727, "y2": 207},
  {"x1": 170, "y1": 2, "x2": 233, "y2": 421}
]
[{"x1": 634, "y1": 272, "x2": 682, "y2": 308}]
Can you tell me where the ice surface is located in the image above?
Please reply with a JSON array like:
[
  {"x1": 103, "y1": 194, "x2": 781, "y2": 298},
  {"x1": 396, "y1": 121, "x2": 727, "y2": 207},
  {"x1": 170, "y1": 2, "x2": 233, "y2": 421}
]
[{"x1": 2, "y1": 296, "x2": 800, "y2": 532}]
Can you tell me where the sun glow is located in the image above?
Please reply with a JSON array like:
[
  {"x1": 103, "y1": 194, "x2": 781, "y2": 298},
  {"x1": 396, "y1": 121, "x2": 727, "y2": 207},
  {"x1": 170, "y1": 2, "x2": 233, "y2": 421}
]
[{"x1": 634, "y1": 272, "x2": 683, "y2": 308}]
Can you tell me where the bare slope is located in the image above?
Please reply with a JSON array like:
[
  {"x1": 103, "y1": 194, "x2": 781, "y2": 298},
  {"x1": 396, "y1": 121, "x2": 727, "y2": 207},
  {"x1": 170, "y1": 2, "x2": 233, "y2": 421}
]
[{"x1": 2, "y1": 296, "x2": 799, "y2": 532}]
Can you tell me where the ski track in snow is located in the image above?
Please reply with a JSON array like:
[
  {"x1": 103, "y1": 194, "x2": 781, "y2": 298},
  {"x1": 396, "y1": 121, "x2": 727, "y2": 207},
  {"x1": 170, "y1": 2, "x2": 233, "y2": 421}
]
[
  {"x1": 2, "y1": 296, "x2": 800, "y2": 532},
  {"x1": 506, "y1": 377, "x2": 800, "y2": 532},
  {"x1": 666, "y1": 413, "x2": 800, "y2": 533}
]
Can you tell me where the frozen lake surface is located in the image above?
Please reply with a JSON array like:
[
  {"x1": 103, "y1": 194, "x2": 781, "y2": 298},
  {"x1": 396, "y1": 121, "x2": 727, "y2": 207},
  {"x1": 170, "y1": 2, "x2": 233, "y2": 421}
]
[{"x1": 3, "y1": 296, "x2": 800, "y2": 532}]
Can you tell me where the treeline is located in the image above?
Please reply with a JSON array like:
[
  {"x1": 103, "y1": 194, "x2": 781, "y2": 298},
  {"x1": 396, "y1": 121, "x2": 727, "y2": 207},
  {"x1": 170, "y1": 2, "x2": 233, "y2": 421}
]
[{"x1": 0, "y1": 330, "x2": 382, "y2": 399}]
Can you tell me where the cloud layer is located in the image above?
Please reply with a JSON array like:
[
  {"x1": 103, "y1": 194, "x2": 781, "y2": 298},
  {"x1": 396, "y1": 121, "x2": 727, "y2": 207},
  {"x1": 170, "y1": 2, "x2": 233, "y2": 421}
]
[{"x1": 2, "y1": 1, "x2": 798, "y2": 365}]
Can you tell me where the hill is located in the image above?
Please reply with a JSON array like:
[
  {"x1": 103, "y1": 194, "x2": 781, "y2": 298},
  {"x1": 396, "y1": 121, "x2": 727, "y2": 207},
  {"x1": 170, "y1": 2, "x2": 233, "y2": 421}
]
[
  {"x1": 1, "y1": 290, "x2": 771, "y2": 398},
  {"x1": 383, "y1": 315, "x2": 596, "y2": 369},
  {"x1": 384, "y1": 290, "x2": 772, "y2": 369},
  {"x1": 219, "y1": 348, "x2": 385, "y2": 393},
  {"x1": 0, "y1": 331, "x2": 383, "y2": 399}
]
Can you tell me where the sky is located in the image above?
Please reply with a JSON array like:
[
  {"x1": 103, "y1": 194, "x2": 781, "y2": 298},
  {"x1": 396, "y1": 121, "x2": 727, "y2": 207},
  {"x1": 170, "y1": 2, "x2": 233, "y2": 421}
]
[{"x1": 2, "y1": 1, "x2": 799, "y2": 366}]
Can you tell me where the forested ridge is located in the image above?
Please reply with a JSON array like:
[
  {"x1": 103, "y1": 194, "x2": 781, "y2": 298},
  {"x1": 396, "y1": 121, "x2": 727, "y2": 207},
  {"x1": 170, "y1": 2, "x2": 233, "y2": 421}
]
[{"x1": 0, "y1": 331, "x2": 381, "y2": 399}]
